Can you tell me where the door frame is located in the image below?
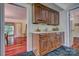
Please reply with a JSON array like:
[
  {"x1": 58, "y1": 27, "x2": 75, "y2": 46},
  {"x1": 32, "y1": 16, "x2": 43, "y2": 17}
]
[
  {"x1": 0, "y1": 3, "x2": 27, "y2": 56},
  {"x1": 69, "y1": 6, "x2": 79, "y2": 47},
  {"x1": 0, "y1": 3, "x2": 5, "y2": 56}
]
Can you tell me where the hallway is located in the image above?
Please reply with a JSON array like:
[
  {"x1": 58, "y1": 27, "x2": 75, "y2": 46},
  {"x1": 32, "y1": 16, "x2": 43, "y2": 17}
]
[{"x1": 4, "y1": 4, "x2": 27, "y2": 56}]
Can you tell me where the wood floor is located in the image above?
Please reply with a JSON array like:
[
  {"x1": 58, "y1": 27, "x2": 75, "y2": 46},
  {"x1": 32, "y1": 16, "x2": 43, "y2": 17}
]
[{"x1": 5, "y1": 37, "x2": 26, "y2": 56}]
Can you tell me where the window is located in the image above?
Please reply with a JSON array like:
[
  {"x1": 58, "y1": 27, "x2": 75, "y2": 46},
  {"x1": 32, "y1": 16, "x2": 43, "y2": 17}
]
[{"x1": 4, "y1": 24, "x2": 15, "y2": 45}]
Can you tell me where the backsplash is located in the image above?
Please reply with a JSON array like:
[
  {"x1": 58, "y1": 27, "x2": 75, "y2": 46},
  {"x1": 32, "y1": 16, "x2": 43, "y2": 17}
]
[{"x1": 32, "y1": 24, "x2": 60, "y2": 32}]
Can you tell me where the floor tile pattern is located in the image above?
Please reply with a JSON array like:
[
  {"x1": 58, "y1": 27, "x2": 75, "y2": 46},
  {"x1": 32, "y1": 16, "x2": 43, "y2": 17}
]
[{"x1": 17, "y1": 46, "x2": 79, "y2": 56}]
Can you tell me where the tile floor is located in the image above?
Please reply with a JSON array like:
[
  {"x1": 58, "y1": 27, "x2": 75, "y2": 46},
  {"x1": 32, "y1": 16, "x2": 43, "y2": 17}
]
[{"x1": 17, "y1": 46, "x2": 79, "y2": 56}]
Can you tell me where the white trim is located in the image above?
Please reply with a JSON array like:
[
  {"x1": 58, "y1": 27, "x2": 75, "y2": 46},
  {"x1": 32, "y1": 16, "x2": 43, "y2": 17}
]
[{"x1": 0, "y1": 4, "x2": 5, "y2": 56}]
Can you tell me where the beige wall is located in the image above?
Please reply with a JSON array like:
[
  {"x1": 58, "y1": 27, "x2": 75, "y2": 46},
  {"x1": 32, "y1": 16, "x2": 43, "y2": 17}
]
[
  {"x1": 26, "y1": 4, "x2": 66, "y2": 51},
  {"x1": 16, "y1": 3, "x2": 70, "y2": 51}
]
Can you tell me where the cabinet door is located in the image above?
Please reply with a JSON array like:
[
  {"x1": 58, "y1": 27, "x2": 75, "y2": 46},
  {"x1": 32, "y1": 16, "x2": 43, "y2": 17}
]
[
  {"x1": 55, "y1": 34, "x2": 60, "y2": 48},
  {"x1": 48, "y1": 34, "x2": 53, "y2": 51},
  {"x1": 51, "y1": 33, "x2": 56, "y2": 49},
  {"x1": 41, "y1": 7, "x2": 46, "y2": 23},
  {"x1": 45, "y1": 9, "x2": 49, "y2": 24},
  {"x1": 48, "y1": 33, "x2": 56, "y2": 51},
  {"x1": 33, "y1": 4, "x2": 42, "y2": 23},
  {"x1": 39, "y1": 34, "x2": 48, "y2": 55},
  {"x1": 54, "y1": 11, "x2": 59, "y2": 25},
  {"x1": 60, "y1": 32, "x2": 64, "y2": 45},
  {"x1": 32, "y1": 34, "x2": 40, "y2": 55},
  {"x1": 40, "y1": 39, "x2": 47, "y2": 52},
  {"x1": 41, "y1": 7, "x2": 49, "y2": 24},
  {"x1": 48, "y1": 10, "x2": 55, "y2": 25}
]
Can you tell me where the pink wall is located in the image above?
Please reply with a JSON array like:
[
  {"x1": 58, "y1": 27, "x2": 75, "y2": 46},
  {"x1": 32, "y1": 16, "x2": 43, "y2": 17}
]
[{"x1": 5, "y1": 4, "x2": 26, "y2": 20}]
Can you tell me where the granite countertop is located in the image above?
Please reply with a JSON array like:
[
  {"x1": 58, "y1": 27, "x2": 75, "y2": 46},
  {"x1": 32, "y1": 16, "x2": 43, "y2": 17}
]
[{"x1": 32, "y1": 31, "x2": 63, "y2": 34}]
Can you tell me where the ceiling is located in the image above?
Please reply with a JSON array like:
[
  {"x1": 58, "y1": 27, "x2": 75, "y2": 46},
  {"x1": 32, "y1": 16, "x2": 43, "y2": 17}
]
[
  {"x1": 5, "y1": 4, "x2": 26, "y2": 20},
  {"x1": 5, "y1": 3, "x2": 79, "y2": 20},
  {"x1": 55, "y1": 3, "x2": 79, "y2": 10}
]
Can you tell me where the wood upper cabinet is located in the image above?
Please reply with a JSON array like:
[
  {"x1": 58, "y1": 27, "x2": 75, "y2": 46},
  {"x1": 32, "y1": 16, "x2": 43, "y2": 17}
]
[
  {"x1": 33, "y1": 4, "x2": 47, "y2": 23},
  {"x1": 33, "y1": 3, "x2": 59, "y2": 25},
  {"x1": 45, "y1": 9, "x2": 49, "y2": 24},
  {"x1": 48, "y1": 10, "x2": 59, "y2": 25},
  {"x1": 33, "y1": 4, "x2": 42, "y2": 23},
  {"x1": 48, "y1": 10, "x2": 55, "y2": 25},
  {"x1": 41, "y1": 7, "x2": 46, "y2": 23}
]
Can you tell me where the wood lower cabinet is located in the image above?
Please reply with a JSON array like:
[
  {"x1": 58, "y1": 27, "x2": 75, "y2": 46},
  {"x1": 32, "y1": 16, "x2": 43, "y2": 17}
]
[
  {"x1": 32, "y1": 32, "x2": 64, "y2": 56},
  {"x1": 32, "y1": 34, "x2": 48, "y2": 55},
  {"x1": 39, "y1": 36, "x2": 48, "y2": 55},
  {"x1": 72, "y1": 37, "x2": 79, "y2": 50},
  {"x1": 48, "y1": 33, "x2": 56, "y2": 51}
]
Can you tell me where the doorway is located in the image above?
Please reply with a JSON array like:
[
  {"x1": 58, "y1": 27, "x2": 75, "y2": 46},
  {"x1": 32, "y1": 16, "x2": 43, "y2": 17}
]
[
  {"x1": 70, "y1": 7, "x2": 79, "y2": 50},
  {"x1": 4, "y1": 3, "x2": 27, "y2": 56}
]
